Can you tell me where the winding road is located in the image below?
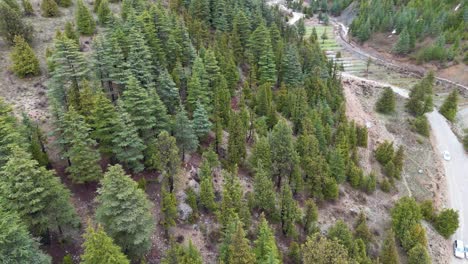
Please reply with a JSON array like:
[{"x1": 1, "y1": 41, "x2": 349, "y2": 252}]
[{"x1": 269, "y1": 0, "x2": 468, "y2": 261}]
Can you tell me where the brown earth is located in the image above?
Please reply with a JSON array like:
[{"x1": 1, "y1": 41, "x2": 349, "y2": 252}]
[{"x1": 341, "y1": 75, "x2": 451, "y2": 263}]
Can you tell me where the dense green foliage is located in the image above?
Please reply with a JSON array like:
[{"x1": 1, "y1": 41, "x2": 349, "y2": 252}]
[
  {"x1": 95, "y1": 165, "x2": 154, "y2": 258},
  {"x1": 81, "y1": 224, "x2": 130, "y2": 264},
  {"x1": 10, "y1": 35, "x2": 40, "y2": 78},
  {"x1": 1, "y1": 0, "x2": 461, "y2": 262},
  {"x1": 0, "y1": 1, "x2": 33, "y2": 44},
  {"x1": 439, "y1": 90, "x2": 459, "y2": 122},
  {"x1": 350, "y1": 0, "x2": 466, "y2": 63},
  {"x1": 0, "y1": 208, "x2": 51, "y2": 263},
  {"x1": 376, "y1": 87, "x2": 395, "y2": 114}
]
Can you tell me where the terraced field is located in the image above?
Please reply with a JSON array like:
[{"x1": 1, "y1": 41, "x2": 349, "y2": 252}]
[{"x1": 306, "y1": 25, "x2": 368, "y2": 74}]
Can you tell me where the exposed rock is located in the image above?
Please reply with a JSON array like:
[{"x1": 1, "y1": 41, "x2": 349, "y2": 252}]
[{"x1": 178, "y1": 202, "x2": 193, "y2": 221}]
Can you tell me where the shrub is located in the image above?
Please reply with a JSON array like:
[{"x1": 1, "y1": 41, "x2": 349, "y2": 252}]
[
  {"x1": 439, "y1": 90, "x2": 458, "y2": 122},
  {"x1": 408, "y1": 243, "x2": 431, "y2": 264},
  {"x1": 376, "y1": 87, "x2": 396, "y2": 114},
  {"x1": 420, "y1": 200, "x2": 435, "y2": 221},
  {"x1": 22, "y1": 0, "x2": 33, "y2": 15},
  {"x1": 356, "y1": 125, "x2": 368, "y2": 147},
  {"x1": 56, "y1": 0, "x2": 72, "y2": 7},
  {"x1": 434, "y1": 209, "x2": 459, "y2": 239},
  {"x1": 380, "y1": 178, "x2": 391, "y2": 193},
  {"x1": 10, "y1": 35, "x2": 40, "y2": 78},
  {"x1": 76, "y1": 0, "x2": 95, "y2": 35},
  {"x1": 137, "y1": 178, "x2": 147, "y2": 190},
  {"x1": 384, "y1": 161, "x2": 396, "y2": 178},
  {"x1": 0, "y1": 2, "x2": 34, "y2": 44},
  {"x1": 410, "y1": 116, "x2": 430, "y2": 137},
  {"x1": 41, "y1": 0, "x2": 59, "y2": 17},
  {"x1": 375, "y1": 141, "x2": 394, "y2": 165}
]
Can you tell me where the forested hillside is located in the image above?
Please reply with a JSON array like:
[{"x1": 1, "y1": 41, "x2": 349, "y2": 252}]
[
  {"x1": 348, "y1": 0, "x2": 467, "y2": 64},
  {"x1": 0, "y1": 0, "x2": 459, "y2": 263}
]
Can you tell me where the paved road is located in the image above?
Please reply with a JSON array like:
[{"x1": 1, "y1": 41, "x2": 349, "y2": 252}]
[{"x1": 427, "y1": 111, "x2": 468, "y2": 263}]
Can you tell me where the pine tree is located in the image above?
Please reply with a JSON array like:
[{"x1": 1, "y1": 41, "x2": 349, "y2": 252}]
[
  {"x1": 406, "y1": 72, "x2": 434, "y2": 116},
  {"x1": 95, "y1": 165, "x2": 155, "y2": 258},
  {"x1": 328, "y1": 220, "x2": 354, "y2": 253},
  {"x1": 0, "y1": 147, "x2": 78, "y2": 235},
  {"x1": 253, "y1": 165, "x2": 277, "y2": 218},
  {"x1": 270, "y1": 120, "x2": 297, "y2": 188},
  {"x1": 174, "y1": 106, "x2": 198, "y2": 160},
  {"x1": 185, "y1": 187, "x2": 199, "y2": 222},
  {"x1": 254, "y1": 214, "x2": 281, "y2": 264},
  {"x1": 41, "y1": 0, "x2": 59, "y2": 17},
  {"x1": 10, "y1": 35, "x2": 40, "y2": 78},
  {"x1": 303, "y1": 199, "x2": 318, "y2": 235},
  {"x1": 280, "y1": 184, "x2": 300, "y2": 237},
  {"x1": 111, "y1": 105, "x2": 145, "y2": 172},
  {"x1": 89, "y1": 92, "x2": 118, "y2": 155},
  {"x1": 203, "y1": 49, "x2": 221, "y2": 93},
  {"x1": 439, "y1": 90, "x2": 458, "y2": 122},
  {"x1": 302, "y1": 234, "x2": 350, "y2": 264},
  {"x1": 407, "y1": 243, "x2": 430, "y2": 264},
  {"x1": 0, "y1": 208, "x2": 51, "y2": 264},
  {"x1": 161, "y1": 187, "x2": 178, "y2": 230},
  {"x1": 162, "y1": 239, "x2": 203, "y2": 264},
  {"x1": 199, "y1": 171, "x2": 217, "y2": 212},
  {"x1": 193, "y1": 100, "x2": 212, "y2": 139},
  {"x1": 157, "y1": 68, "x2": 180, "y2": 114},
  {"x1": 329, "y1": 149, "x2": 346, "y2": 184},
  {"x1": 250, "y1": 136, "x2": 272, "y2": 173},
  {"x1": 21, "y1": 115, "x2": 49, "y2": 167},
  {"x1": 187, "y1": 56, "x2": 210, "y2": 111},
  {"x1": 21, "y1": 0, "x2": 34, "y2": 15},
  {"x1": 376, "y1": 87, "x2": 396, "y2": 114},
  {"x1": 380, "y1": 230, "x2": 400, "y2": 264},
  {"x1": 0, "y1": 2, "x2": 34, "y2": 44},
  {"x1": 56, "y1": 0, "x2": 71, "y2": 7},
  {"x1": 281, "y1": 46, "x2": 303, "y2": 87},
  {"x1": 97, "y1": 0, "x2": 112, "y2": 25},
  {"x1": 49, "y1": 37, "x2": 89, "y2": 108},
  {"x1": 126, "y1": 29, "x2": 155, "y2": 88},
  {"x1": 122, "y1": 75, "x2": 157, "y2": 137},
  {"x1": 64, "y1": 21, "x2": 79, "y2": 45},
  {"x1": 76, "y1": 0, "x2": 95, "y2": 35},
  {"x1": 227, "y1": 111, "x2": 246, "y2": 169},
  {"x1": 81, "y1": 224, "x2": 130, "y2": 264},
  {"x1": 61, "y1": 107, "x2": 102, "y2": 183},
  {"x1": 393, "y1": 27, "x2": 410, "y2": 54},
  {"x1": 219, "y1": 170, "x2": 244, "y2": 228},
  {"x1": 147, "y1": 131, "x2": 179, "y2": 190},
  {"x1": 354, "y1": 211, "x2": 372, "y2": 245},
  {"x1": 258, "y1": 39, "x2": 277, "y2": 85},
  {"x1": 0, "y1": 98, "x2": 27, "y2": 167},
  {"x1": 228, "y1": 222, "x2": 256, "y2": 264}
]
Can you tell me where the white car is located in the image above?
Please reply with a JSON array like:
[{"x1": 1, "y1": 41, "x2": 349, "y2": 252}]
[
  {"x1": 454, "y1": 240, "x2": 465, "y2": 258},
  {"x1": 464, "y1": 245, "x2": 468, "y2": 259},
  {"x1": 443, "y1": 151, "x2": 451, "y2": 161}
]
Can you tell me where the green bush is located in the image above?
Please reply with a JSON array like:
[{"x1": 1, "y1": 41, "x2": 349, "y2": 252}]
[
  {"x1": 10, "y1": 35, "x2": 40, "y2": 78},
  {"x1": 408, "y1": 243, "x2": 431, "y2": 264},
  {"x1": 380, "y1": 178, "x2": 391, "y2": 193},
  {"x1": 41, "y1": 0, "x2": 59, "y2": 17},
  {"x1": 375, "y1": 141, "x2": 394, "y2": 165},
  {"x1": 439, "y1": 90, "x2": 458, "y2": 122},
  {"x1": 419, "y1": 200, "x2": 435, "y2": 221},
  {"x1": 434, "y1": 208, "x2": 459, "y2": 239},
  {"x1": 376, "y1": 87, "x2": 396, "y2": 114},
  {"x1": 137, "y1": 178, "x2": 147, "y2": 190},
  {"x1": 410, "y1": 116, "x2": 430, "y2": 137},
  {"x1": 22, "y1": 0, "x2": 33, "y2": 15}
]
